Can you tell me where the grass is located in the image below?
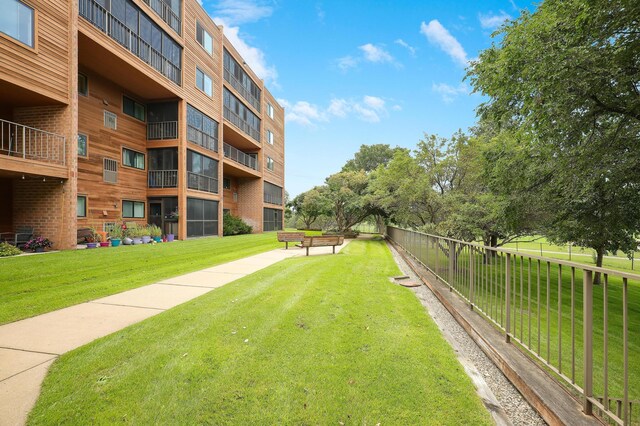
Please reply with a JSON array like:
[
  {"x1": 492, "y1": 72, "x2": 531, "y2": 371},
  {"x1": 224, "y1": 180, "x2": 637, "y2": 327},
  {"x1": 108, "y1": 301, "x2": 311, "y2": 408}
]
[
  {"x1": 28, "y1": 239, "x2": 492, "y2": 425},
  {"x1": 395, "y1": 232, "x2": 640, "y2": 423},
  {"x1": 1, "y1": 232, "x2": 317, "y2": 326}
]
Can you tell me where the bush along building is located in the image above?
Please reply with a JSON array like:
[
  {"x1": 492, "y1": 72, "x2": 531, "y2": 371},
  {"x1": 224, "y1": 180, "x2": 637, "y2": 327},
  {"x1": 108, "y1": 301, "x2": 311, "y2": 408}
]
[{"x1": 0, "y1": 0, "x2": 285, "y2": 248}]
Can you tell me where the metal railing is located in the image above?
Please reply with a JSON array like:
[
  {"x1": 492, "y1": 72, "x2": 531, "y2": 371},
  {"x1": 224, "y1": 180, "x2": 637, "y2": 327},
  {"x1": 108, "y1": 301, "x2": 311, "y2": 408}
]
[
  {"x1": 223, "y1": 143, "x2": 258, "y2": 171},
  {"x1": 79, "y1": 0, "x2": 181, "y2": 85},
  {"x1": 223, "y1": 68, "x2": 261, "y2": 112},
  {"x1": 141, "y1": 0, "x2": 181, "y2": 35},
  {"x1": 387, "y1": 226, "x2": 638, "y2": 426},
  {"x1": 263, "y1": 193, "x2": 282, "y2": 205},
  {"x1": 0, "y1": 119, "x2": 65, "y2": 165},
  {"x1": 187, "y1": 125, "x2": 218, "y2": 152},
  {"x1": 148, "y1": 169, "x2": 177, "y2": 188},
  {"x1": 223, "y1": 106, "x2": 261, "y2": 142},
  {"x1": 187, "y1": 172, "x2": 218, "y2": 193},
  {"x1": 147, "y1": 121, "x2": 178, "y2": 140}
]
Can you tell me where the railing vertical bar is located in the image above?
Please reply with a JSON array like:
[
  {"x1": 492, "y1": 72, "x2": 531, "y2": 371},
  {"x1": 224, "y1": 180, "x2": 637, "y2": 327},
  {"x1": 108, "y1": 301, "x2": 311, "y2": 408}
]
[
  {"x1": 603, "y1": 274, "x2": 609, "y2": 411},
  {"x1": 469, "y1": 246, "x2": 475, "y2": 309},
  {"x1": 520, "y1": 256, "x2": 524, "y2": 342},
  {"x1": 505, "y1": 253, "x2": 511, "y2": 342},
  {"x1": 558, "y1": 264, "x2": 562, "y2": 373},
  {"x1": 583, "y1": 270, "x2": 593, "y2": 415},
  {"x1": 622, "y1": 277, "x2": 628, "y2": 425},
  {"x1": 528, "y1": 258, "x2": 532, "y2": 349},
  {"x1": 571, "y1": 267, "x2": 576, "y2": 384},
  {"x1": 537, "y1": 259, "x2": 541, "y2": 355},
  {"x1": 547, "y1": 261, "x2": 551, "y2": 362}
]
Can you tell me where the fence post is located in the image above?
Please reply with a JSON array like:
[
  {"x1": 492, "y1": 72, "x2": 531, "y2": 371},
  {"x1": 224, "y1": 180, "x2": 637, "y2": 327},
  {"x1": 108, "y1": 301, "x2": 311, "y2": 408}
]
[
  {"x1": 469, "y1": 247, "x2": 475, "y2": 310},
  {"x1": 448, "y1": 240, "x2": 455, "y2": 291},
  {"x1": 583, "y1": 270, "x2": 594, "y2": 416},
  {"x1": 505, "y1": 252, "x2": 511, "y2": 343}
]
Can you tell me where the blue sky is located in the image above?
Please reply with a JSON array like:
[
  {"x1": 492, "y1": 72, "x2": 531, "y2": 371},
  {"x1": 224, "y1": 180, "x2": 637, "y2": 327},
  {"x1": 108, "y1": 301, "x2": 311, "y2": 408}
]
[{"x1": 204, "y1": 0, "x2": 535, "y2": 197}]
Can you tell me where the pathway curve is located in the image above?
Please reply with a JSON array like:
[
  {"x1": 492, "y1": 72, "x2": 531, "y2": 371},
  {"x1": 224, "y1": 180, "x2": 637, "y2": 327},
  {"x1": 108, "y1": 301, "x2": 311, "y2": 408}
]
[{"x1": 0, "y1": 241, "x2": 350, "y2": 426}]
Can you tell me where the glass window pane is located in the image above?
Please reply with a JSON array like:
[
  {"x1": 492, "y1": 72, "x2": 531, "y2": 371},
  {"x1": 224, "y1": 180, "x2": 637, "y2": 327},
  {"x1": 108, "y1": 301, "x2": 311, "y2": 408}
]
[
  {"x1": 78, "y1": 134, "x2": 87, "y2": 156},
  {"x1": 123, "y1": 201, "x2": 133, "y2": 217},
  {"x1": 77, "y1": 196, "x2": 86, "y2": 217},
  {"x1": 134, "y1": 202, "x2": 144, "y2": 218},
  {"x1": 1, "y1": 0, "x2": 35, "y2": 47}
]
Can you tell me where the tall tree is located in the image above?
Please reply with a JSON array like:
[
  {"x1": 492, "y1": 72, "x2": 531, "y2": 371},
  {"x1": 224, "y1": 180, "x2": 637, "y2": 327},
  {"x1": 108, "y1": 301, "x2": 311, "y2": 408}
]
[
  {"x1": 288, "y1": 188, "x2": 329, "y2": 230},
  {"x1": 324, "y1": 171, "x2": 373, "y2": 232},
  {"x1": 342, "y1": 144, "x2": 404, "y2": 173}
]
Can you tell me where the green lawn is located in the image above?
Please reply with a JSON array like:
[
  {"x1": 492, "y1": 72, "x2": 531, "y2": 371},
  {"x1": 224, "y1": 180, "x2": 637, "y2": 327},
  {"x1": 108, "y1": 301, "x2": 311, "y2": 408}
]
[
  {"x1": 1, "y1": 232, "x2": 318, "y2": 325},
  {"x1": 28, "y1": 239, "x2": 492, "y2": 425}
]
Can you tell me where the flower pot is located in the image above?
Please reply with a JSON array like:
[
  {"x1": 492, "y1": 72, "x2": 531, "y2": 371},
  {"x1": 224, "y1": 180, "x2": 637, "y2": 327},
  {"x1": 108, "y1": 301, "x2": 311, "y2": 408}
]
[
  {"x1": 111, "y1": 238, "x2": 121, "y2": 247},
  {"x1": 166, "y1": 234, "x2": 174, "y2": 242},
  {"x1": 86, "y1": 242, "x2": 98, "y2": 249},
  {"x1": 153, "y1": 236, "x2": 162, "y2": 243},
  {"x1": 34, "y1": 247, "x2": 44, "y2": 253},
  {"x1": 99, "y1": 242, "x2": 110, "y2": 247},
  {"x1": 122, "y1": 237, "x2": 133, "y2": 245},
  {"x1": 132, "y1": 238, "x2": 142, "y2": 245},
  {"x1": 141, "y1": 235, "x2": 151, "y2": 244}
]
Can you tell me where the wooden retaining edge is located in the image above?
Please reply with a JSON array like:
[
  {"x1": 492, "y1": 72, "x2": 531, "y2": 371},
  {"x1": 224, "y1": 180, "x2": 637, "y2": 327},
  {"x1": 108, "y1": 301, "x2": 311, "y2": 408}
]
[{"x1": 388, "y1": 239, "x2": 603, "y2": 426}]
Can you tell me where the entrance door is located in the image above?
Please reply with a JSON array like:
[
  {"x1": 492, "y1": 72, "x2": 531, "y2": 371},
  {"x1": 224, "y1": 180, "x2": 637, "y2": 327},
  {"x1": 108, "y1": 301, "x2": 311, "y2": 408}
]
[{"x1": 149, "y1": 202, "x2": 162, "y2": 228}]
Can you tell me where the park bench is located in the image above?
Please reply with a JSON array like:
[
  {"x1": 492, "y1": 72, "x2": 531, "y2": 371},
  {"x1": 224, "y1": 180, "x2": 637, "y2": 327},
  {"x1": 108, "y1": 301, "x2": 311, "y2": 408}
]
[
  {"x1": 300, "y1": 235, "x2": 344, "y2": 256},
  {"x1": 277, "y1": 231, "x2": 305, "y2": 249}
]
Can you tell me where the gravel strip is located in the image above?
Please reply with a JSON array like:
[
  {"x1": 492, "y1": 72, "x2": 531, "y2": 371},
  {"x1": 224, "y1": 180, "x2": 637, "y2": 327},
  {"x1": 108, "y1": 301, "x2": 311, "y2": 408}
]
[{"x1": 387, "y1": 241, "x2": 546, "y2": 426}]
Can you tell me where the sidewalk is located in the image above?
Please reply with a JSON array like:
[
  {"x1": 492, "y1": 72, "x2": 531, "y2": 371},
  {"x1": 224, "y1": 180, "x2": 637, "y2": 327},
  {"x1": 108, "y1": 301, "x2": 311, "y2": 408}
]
[{"x1": 0, "y1": 241, "x2": 350, "y2": 426}]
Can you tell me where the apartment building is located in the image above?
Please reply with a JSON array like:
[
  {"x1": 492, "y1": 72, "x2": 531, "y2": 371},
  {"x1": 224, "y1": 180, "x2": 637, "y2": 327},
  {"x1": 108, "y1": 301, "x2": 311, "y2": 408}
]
[{"x1": 0, "y1": 0, "x2": 285, "y2": 249}]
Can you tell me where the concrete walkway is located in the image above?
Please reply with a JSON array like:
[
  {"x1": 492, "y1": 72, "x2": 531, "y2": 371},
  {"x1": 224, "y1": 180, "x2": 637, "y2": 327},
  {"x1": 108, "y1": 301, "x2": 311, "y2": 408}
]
[{"x1": 0, "y1": 241, "x2": 350, "y2": 426}]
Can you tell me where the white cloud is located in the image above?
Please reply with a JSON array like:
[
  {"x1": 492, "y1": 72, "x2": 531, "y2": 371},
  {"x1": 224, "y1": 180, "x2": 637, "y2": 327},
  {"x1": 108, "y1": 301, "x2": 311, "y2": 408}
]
[
  {"x1": 219, "y1": 24, "x2": 278, "y2": 86},
  {"x1": 478, "y1": 11, "x2": 512, "y2": 29},
  {"x1": 359, "y1": 43, "x2": 394, "y2": 63},
  {"x1": 394, "y1": 39, "x2": 416, "y2": 56},
  {"x1": 432, "y1": 82, "x2": 469, "y2": 103},
  {"x1": 392, "y1": 104, "x2": 402, "y2": 111},
  {"x1": 210, "y1": 0, "x2": 272, "y2": 25},
  {"x1": 337, "y1": 55, "x2": 358, "y2": 71},
  {"x1": 282, "y1": 96, "x2": 397, "y2": 126},
  {"x1": 420, "y1": 20, "x2": 469, "y2": 66}
]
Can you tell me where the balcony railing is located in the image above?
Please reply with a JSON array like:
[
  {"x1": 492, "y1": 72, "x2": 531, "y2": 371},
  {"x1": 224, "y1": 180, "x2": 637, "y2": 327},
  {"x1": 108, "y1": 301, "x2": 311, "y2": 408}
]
[
  {"x1": 187, "y1": 125, "x2": 218, "y2": 152},
  {"x1": 147, "y1": 121, "x2": 178, "y2": 140},
  {"x1": 263, "y1": 193, "x2": 282, "y2": 205},
  {"x1": 223, "y1": 106, "x2": 260, "y2": 142},
  {"x1": 148, "y1": 169, "x2": 177, "y2": 188},
  {"x1": 223, "y1": 143, "x2": 258, "y2": 171},
  {"x1": 223, "y1": 68, "x2": 261, "y2": 112},
  {"x1": 387, "y1": 226, "x2": 640, "y2": 426},
  {"x1": 0, "y1": 119, "x2": 65, "y2": 166},
  {"x1": 79, "y1": 0, "x2": 181, "y2": 85},
  {"x1": 141, "y1": 0, "x2": 181, "y2": 35},
  {"x1": 187, "y1": 172, "x2": 218, "y2": 193}
]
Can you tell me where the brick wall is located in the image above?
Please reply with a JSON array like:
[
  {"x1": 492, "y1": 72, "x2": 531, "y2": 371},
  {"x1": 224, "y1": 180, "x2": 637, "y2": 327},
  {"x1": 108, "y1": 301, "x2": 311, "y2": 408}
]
[{"x1": 237, "y1": 177, "x2": 263, "y2": 233}]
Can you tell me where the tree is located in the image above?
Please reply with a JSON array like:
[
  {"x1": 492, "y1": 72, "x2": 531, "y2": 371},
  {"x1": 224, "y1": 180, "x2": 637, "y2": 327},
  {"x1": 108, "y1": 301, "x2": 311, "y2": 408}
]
[
  {"x1": 288, "y1": 188, "x2": 329, "y2": 230},
  {"x1": 468, "y1": 0, "x2": 640, "y2": 274},
  {"x1": 324, "y1": 171, "x2": 373, "y2": 232},
  {"x1": 342, "y1": 144, "x2": 404, "y2": 173}
]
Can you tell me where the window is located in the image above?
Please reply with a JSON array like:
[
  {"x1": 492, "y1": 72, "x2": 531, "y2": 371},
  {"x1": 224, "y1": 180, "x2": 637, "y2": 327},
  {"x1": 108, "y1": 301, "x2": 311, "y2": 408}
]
[
  {"x1": 78, "y1": 133, "x2": 88, "y2": 157},
  {"x1": 267, "y1": 103, "x2": 274, "y2": 119},
  {"x1": 266, "y1": 156, "x2": 274, "y2": 171},
  {"x1": 78, "y1": 74, "x2": 88, "y2": 96},
  {"x1": 1, "y1": 0, "x2": 34, "y2": 47},
  {"x1": 196, "y1": 67, "x2": 212, "y2": 96},
  {"x1": 187, "y1": 104, "x2": 218, "y2": 151},
  {"x1": 264, "y1": 182, "x2": 283, "y2": 205},
  {"x1": 263, "y1": 208, "x2": 283, "y2": 231},
  {"x1": 223, "y1": 177, "x2": 231, "y2": 189},
  {"x1": 222, "y1": 48, "x2": 261, "y2": 111},
  {"x1": 187, "y1": 198, "x2": 218, "y2": 237},
  {"x1": 223, "y1": 88, "x2": 261, "y2": 142},
  {"x1": 196, "y1": 21, "x2": 212, "y2": 54},
  {"x1": 123, "y1": 200, "x2": 145, "y2": 218},
  {"x1": 266, "y1": 130, "x2": 274, "y2": 145},
  {"x1": 104, "y1": 111, "x2": 117, "y2": 130},
  {"x1": 123, "y1": 148, "x2": 145, "y2": 170},
  {"x1": 187, "y1": 150, "x2": 218, "y2": 193},
  {"x1": 77, "y1": 196, "x2": 87, "y2": 217},
  {"x1": 103, "y1": 158, "x2": 118, "y2": 183},
  {"x1": 123, "y1": 96, "x2": 145, "y2": 121}
]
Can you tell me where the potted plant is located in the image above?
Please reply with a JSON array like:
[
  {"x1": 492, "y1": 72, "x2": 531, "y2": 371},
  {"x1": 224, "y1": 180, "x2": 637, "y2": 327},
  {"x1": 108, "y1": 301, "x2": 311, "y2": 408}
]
[
  {"x1": 166, "y1": 209, "x2": 178, "y2": 242},
  {"x1": 129, "y1": 224, "x2": 143, "y2": 245},
  {"x1": 24, "y1": 236, "x2": 53, "y2": 253},
  {"x1": 86, "y1": 228, "x2": 99, "y2": 249},
  {"x1": 149, "y1": 225, "x2": 162, "y2": 243},
  {"x1": 99, "y1": 232, "x2": 110, "y2": 247},
  {"x1": 109, "y1": 225, "x2": 123, "y2": 247},
  {"x1": 121, "y1": 223, "x2": 133, "y2": 245},
  {"x1": 141, "y1": 225, "x2": 152, "y2": 244}
]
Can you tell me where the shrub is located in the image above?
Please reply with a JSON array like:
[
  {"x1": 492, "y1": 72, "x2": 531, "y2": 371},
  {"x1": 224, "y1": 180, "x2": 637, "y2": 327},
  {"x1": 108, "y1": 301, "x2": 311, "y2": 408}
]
[
  {"x1": 0, "y1": 242, "x2": 22, "y2": 257},
  {"x1": 223, "y1": 213, "x2": 252, "y2": 236}
]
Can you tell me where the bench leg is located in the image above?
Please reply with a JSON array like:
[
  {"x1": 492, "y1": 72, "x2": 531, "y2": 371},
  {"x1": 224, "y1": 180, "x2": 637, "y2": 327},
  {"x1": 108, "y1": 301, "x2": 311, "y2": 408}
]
[
  {"x1": 333, "y1": 245, "x2": 337, "y2": 254},
  {"x1": 285, "y1": 242, "x2": 288, "y2": 249},
  {"x1": 306, "y1": 247, "x2": 309, "y2": 256}
]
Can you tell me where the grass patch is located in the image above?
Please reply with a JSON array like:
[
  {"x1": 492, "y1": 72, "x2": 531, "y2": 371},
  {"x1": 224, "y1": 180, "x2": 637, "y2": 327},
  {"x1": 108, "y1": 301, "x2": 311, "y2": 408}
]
[
  {"x1": 29, "y1": 240, "x2": 492, "y2": 425},
  {"x1": 1, "y1": 232, "x2": 319, "y2": 325}
]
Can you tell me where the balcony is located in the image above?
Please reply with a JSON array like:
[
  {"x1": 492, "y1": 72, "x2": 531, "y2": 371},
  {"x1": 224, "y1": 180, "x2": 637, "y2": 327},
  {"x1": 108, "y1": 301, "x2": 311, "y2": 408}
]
[
  {"x1": 147, "y1": 121, "x2": 178, "y2": 140},
  {"x1": 223, "y1": 143, "x2": 258, "y2": 171},
  {"x1": 0, "y1": 119, "x2": 66, "y2": 173},
  {"x1": 141, "y1": 0, "x2": 181, "y2": 35},
  {"x1": 263, "y1": 193, "x2": 282, "y2": 205},
  {"x1": 187, "y1": 172, "x2": 218, "y2": 193},
  {"x1": 223, "y1": 106, "x2": 261, "y2": 143},
  {"x1": 79, "y1": 0, "x2": 182, "y2": 86},
  {"x1": 223, "y1": 69, "x2": 261, "y2": 112},
  {"x1": 187, "y1": 125, "x2": 218, "y2": 152},
  {"x1": 148, "y1": 169, "x2": 177, "y2": 188}
]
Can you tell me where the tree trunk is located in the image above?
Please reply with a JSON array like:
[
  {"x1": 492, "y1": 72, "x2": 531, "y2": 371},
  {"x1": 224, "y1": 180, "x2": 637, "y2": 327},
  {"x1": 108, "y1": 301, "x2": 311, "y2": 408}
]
[{"x1": 594, "y1": 246, "x2": 605, "y2": 285}]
